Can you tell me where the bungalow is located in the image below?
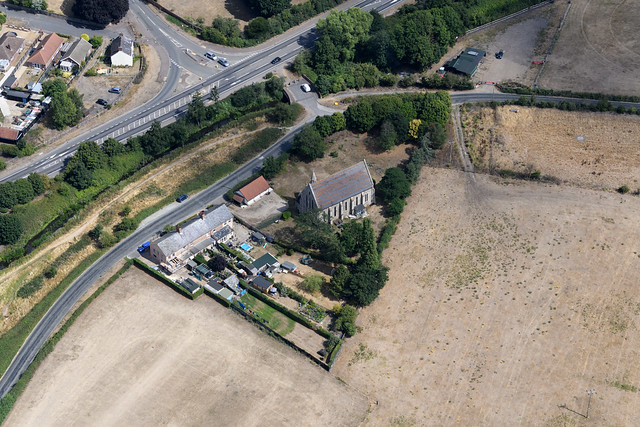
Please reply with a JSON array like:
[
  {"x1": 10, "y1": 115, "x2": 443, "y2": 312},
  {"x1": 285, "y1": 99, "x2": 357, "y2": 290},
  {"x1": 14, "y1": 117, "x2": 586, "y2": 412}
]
[
  {"x1": 233, "y1": 176, "x2": 271, "y2": 206},
  {"x1": 110, "y1": 33, "x2": 134, "y2": 67},
  {"x1": 251, "y1": 253, "x2": 279, "y2": 271},
  {"x1": 251, "y1": 276, "x2": 274, "y2": 294},
  {"x1": 0, "y1": 32, "x2": 24, "y2": 72},
  {"x1": 25, "y1": 33, "x2": 65, "y2": 69},
  {"x1": 59, "y1": 37, "x2": 91, "y2": 72}
]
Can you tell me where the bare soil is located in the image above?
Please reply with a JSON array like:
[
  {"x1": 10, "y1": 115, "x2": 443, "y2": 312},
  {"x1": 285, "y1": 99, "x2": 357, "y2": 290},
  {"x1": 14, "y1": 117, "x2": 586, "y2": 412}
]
[
  {"x1": 5, "y1": 268, "x2": 369, "y2": 426},
  {"x1": 538, "y1": 0, "x2": 640, "y2": 96},
  {"x1": 462, "y1": 105, "x2": 640, "y2": 191},
  {"x1": 333, "y1": 166, "x2": 640, "y2": 425}
]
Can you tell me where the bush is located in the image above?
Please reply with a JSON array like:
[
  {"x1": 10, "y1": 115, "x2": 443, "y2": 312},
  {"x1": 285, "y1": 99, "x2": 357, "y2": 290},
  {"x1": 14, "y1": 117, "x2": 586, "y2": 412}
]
[
  {"x1": 0, "y1": 214, "x2": 22, "y2": 244},
  {"x1": 617, "y1": 185, "x2": 630, "y2": 194},
  {"x1": 282, "y1": 211, "x2": 291, "y2": 220},
  {"x1": 398, "y1": 75, "x2": 416, "y2": 88},
  {"x1": 17, "y1": 275, "x2": 44, "y2": 299},
  {"x1": 44, "y1": 266, "x2": 58, "y2": 279},
  {"x1": 299, "y1": 274, "x2": 325, "y2": 295}
]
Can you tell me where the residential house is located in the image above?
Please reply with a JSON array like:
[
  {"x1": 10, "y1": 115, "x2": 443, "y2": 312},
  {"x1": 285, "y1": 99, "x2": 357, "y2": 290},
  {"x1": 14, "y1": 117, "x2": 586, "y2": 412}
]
[
  {"x1": 0, "y1": 126, "x2": 21, "y2": 143},
  {"x1": 251, "y1": 253, "x2": 279, "y2": 272},
  {"x1": 233, "y1": 176, "x2": 271, "y2": 206},
  {"x1": 296, "y1": 160, "x2": 375, "y2": 221},
  {"x1": 25, "y1": 33, "x2": 65, "y2": 69},
  {"x1": 238, "y1": 261, "x2": 258, "y2": 276},
  {"x1": 110, "y1": 33, "x2": 134, "y2": 67},
  {"x1": 251, "y1": 276, "x2": 274, "y2": 294},
  {"x1": 59, "y1": 37, "x2": 91, "y2": 72},
  {"x1": 0, "y1": 32, "x2": 24, "y2": 72},
  {"x1": 149, "y1": 204, "x2": 234, "y2": 268}
]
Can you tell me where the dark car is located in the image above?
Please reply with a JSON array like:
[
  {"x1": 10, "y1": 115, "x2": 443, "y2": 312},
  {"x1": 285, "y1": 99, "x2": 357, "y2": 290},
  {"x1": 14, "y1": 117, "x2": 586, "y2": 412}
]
[
  {"x1": 271, "y1": 56, "x2": 282, "y2": 65},
  {"x1": 16, "y1": 102, "x2": 26, "y2": 108},
  {"x1": 176, "y1": 194, "x2": 188, "y2": 203},
  {"x1": 96, "y1": 98, "x2": 108, "y2": 106},
  {"x1": 495, "y1": 50, "x2": 504, "y2": 59},
  {"x1": 108, "y1": 87, "x2": 122, "y2": 94}
]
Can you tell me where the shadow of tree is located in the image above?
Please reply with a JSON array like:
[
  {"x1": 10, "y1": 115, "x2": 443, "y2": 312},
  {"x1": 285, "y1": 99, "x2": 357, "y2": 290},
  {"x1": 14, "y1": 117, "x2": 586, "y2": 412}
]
[
  {"x1": 60, "y1": 0, "x2": 75, "y2": 16},
  {"x1": 224, "y1": 0, "x2": 255, "y2": 23}
]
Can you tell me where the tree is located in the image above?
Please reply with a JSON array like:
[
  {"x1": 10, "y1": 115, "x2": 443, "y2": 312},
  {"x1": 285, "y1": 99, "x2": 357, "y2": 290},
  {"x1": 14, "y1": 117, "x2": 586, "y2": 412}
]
[
  {"x1": 377, "y1": 119, "x2": 397, "y2": 151},
  {"x1": 250, "y1": 0, "x2": 290, "y2": 17},
  {"x1": 0, "y1": 214, "x2": 22, "y2": 244},
  {"x1": 13, "y1": 178, "x2": 34, "y2": 205},
  {"x1": 313, "y1": 115, "x2": 333, "y2": 138},
  {"x1": 265, "y1": 76, "x2": 284, "y2": 100},
  {"x1": 299, "y1": 274, "x2": 324, "y2": 295},
  {"x1": 386, "y1": 110, "x2": 409, "y2": 142},
  {"x1": 316, "y1": 9, "x2": 373, "y2": 63},
  {"x1": 262, "y1": 154, "x2": 288, "y2": 180},
  {"x1": 49, "y1": 92, "x2": 77, "y2": 130},
  {"x1": 329, "y1": 265, "x2": 350, "y2": 299},
  {"x1": 101, "y1": 138, "x2": 124, "y2": 157},
  {"x1": 0, "y1": 182, "x2": 17, "y2": 209},
  {"x1": 345, "y1": 101, "x2": 376, "y2": 133},
  {"x1": 28, "y1": 173, "x2": 45, "y2": 195},
  {"x1": 88, "y1": 35, "x2": 103, "y2": 48},
  {"x1": 211, "y1": 17, "x2": 241, "y2": 40},
  {"x1": 339, "y1": 221, "x2": 362, "y2": 257},
  {"x1": 343, "y1": 263, "x2": 389, "y2": 306},
  {"x1": 334, "y1": 304, "x2": 358, "y2": 336},
  {"x1": 75, "y1": 140, "x2": 106, "y2": 170},
  {"x1": 88, "y1": 224, "x2": 103, "y2": 240},
  {"x1": 210, "y1": 86, "x2": 219, "y2": 104},
  {"x1": 73, "y1": 0, "x2": 129, "y2": 26},
  {"x1": 358, "y1": 218, "x2": 379, "y2": 269},
  {"x1": 187, "y1": 92, "x2": 206, "y2": 125},
  {"x1": 292, "y1": 124, "x2": 327, "y2": 161},
  {"x1": 42, "y1": 78, "x2": 66, "y2": 97},
  {"x1": 267, "y1": 103, "x2": 296, "y2": 125},
  {"x1": 425, "y1": 122, "x2": 447, "y2": 149},
  {"x1": 80, "y1": 33, "x2": 89, "y2": 41},
  {"x1": 377, "y1": 167, "x2": 411, "y2": 204},
  {"x1": 295, "y1": 209, "x2": 344, "y2": 263},
  {"x1": 64, "y1": 157, "x2": 93, "y2": 189},
  {"x1": 244, "y1": 17, "x2": 271, "y2": 40},
  {"x1": 208, "y1": 255, "x2": 227, "y2": 272},
  {"x1": 331, "y1": 112, "x2": 346, "y2": 133},
  {"x1": 387, "y1": 197, "x2": 406, "y2": 216}
]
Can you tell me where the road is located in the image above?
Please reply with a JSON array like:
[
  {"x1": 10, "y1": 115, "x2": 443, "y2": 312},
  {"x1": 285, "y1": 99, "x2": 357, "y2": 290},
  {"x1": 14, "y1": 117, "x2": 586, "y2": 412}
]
[{"x1": 0, "y1": 0, "x2": 410, "y2": 398}]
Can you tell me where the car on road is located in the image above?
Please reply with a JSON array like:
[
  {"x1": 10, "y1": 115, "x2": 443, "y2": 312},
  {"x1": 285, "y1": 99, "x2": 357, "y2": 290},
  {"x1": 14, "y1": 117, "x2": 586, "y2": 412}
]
[
  {"x1": 218, "y1": 57, "x2": 229, "y2": 67},
  {"x1": 96, "y1": 98, "x2": 108, "y2": 106},
  {"x1": 301, "y1": 83, "x2": 311, "y2": 92},
  {"x1": 205, "y1": 51, "x2": 217, "y2": 60},
  {"x1": 176, "y1": 194, "x2": 188, "y2": 203},
  {"x1": 109, "y1": 87, "x2": 122, "y2": 94},
  {"x1": 495, "y1": 50, "x2": 504, "y2": 59},
  {"x1": 271, "y1": 56, "x2": 281, "y2": 64},
  {"x1": 137, "y1": 241, "x2": 150, "y2": 253}
]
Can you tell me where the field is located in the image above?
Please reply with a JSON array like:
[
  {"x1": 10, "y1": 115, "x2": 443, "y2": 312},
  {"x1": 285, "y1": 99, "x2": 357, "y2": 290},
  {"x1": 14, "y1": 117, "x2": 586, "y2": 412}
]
[
  {"x1": 333, "y1": 166, "x2": 640, "y2": 425},
  {"x1": 538, "y1": 0, "x2": 640, "y2": 96},
  {"x1": 5, "y1": 268, "x2": 369, "y2": 426}
]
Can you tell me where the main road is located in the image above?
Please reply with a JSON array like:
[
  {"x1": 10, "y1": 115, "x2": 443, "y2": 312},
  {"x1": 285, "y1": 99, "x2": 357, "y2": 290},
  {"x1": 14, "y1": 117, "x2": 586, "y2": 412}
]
[{"x1": 0, "y1": 0, "x2": 411, "y2": 398}]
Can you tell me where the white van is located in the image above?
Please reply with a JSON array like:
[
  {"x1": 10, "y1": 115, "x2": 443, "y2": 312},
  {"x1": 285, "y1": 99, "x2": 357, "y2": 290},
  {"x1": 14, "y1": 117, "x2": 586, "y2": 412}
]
[
  {"x1": 301, "y1": 83, "x2": 311, "y2": 92},
  {"x1": 205, "y1": 51, "x2": 217, "y2": 60}
]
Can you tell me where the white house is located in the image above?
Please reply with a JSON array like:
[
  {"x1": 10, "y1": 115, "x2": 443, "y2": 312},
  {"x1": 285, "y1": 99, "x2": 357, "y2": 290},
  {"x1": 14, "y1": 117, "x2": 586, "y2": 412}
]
[{"x1": 110, "y1": 34, "x2": 134, "y2": 67}]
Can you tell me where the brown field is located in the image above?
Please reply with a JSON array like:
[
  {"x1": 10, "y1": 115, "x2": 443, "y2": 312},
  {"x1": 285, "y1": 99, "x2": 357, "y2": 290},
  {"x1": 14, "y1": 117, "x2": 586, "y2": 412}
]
[
  {"x1": 538, "y1": 0, "x2": 640, "y2": 96},
  {"x1": 462, "y1": 105, "x2": 640, "y2": 191},
  {"x1": 333, "y1": 166, "x2": 640, "y2": 425},
  {"x1": 5, "y1": 268, "x2": 369, "y2": 426}
]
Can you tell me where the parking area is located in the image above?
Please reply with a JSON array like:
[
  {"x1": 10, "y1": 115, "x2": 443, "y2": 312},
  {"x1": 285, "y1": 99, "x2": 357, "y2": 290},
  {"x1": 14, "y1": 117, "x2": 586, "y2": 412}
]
[{"x1": 228, "y1": 191, "x2": 289, "y2": 227}]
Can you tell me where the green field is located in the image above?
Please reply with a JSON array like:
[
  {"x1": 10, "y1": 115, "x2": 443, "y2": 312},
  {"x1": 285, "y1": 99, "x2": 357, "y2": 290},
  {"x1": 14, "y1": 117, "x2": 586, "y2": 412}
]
[{"x1": 239, "y1": 294, "x2": 295, "y2": 336}]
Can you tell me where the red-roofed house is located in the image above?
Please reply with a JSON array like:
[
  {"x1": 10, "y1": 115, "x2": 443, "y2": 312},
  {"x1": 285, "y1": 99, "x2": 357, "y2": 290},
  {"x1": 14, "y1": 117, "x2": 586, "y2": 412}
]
[
  {"x1": 25, "y1": 33, "x2": 64, "y2": 69},
  {"x1": 0, "y1": 126, "x2": 21, "y2": 143},
  {"x1": 233, "y1": 176, "x2": 271, "y2": 206},
  {"x1": 296, "y1": 160, "x2": 375, "y2": 221}
]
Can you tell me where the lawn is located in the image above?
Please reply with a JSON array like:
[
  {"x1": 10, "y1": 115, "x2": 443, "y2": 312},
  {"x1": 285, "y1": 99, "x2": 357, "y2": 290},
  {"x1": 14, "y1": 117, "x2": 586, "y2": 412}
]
[{"x1": 239, "y1": 293, "x2": 295, "y2": 336}]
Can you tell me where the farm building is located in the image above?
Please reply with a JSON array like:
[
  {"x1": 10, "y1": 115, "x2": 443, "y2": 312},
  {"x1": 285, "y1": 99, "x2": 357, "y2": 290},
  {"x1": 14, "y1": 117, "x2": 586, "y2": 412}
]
[
  {"x1": 233, "y1": 176, "x2": 271, "y2": 206},
  {"x1": 251, "y1": 253, "x2": 279, "y2": 271},
  {"x1": 296, "y1": 160, "x2": 375, "y2": 221},
  {"x1": 0, "y1": 32, "x2": 24, "y2": 72},
  {"x1": 251, "y1": 276, "x2": 274, "y2": 294},
  {"x1": 25, "y1": 33, "x2": 64, "y2": 69},
  {"x1": 149, "y1": 205, "x2": 234, "y2": 268},
  {"x1": 110, "y1": 34, "x2": 134, "y2": 67},
  {"x1": 445, "y1": 48, "x2": 486, "y2": 77},
  {"x1": 59, "y1": 37, "x2": 92, "y2": 72}
]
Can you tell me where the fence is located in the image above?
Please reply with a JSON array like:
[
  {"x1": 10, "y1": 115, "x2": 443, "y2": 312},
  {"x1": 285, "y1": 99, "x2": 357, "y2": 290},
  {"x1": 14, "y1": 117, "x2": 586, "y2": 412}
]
[{"x1": 463, "y1": 0, "x2": 554, "y2": 37}]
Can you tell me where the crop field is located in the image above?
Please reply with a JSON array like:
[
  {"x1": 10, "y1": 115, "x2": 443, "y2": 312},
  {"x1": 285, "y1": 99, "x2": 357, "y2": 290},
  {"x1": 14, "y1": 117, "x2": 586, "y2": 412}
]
[
  {"x1": 538, "y1": 0, "x2": 640, "y2": 96},
  {"x1": 5, "y1": 268, "x2": 369, "y2": 426}
]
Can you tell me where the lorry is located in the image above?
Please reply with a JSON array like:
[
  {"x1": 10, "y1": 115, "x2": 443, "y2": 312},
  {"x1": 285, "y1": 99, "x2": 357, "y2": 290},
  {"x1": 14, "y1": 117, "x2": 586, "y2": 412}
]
[{"x1": 137, "y1": 241, "x2": 150, "y2": 253}]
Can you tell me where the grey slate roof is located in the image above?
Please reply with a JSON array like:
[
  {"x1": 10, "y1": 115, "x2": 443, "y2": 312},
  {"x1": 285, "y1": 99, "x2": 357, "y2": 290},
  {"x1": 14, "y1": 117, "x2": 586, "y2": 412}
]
[
  {"x1": 238, "y1": 261, "x2": 258, "y2": 275},
  {"x1": 0, "y1": 32, "x2": 24, "y2": 62},
  {"x1": 61, "y1": 37, "x2": 91, "y2": 66},
  {"x1": 252, "y1": 276, "x2": 273, "y2": 292},
  {"x1": 205, "y1": 280, "x2": 224, "y2": 293},
  {"x1": 110, "y1": 34, "x2": 134, "y2": 57},
  {"x1": 311, "y1": 160, "x2": 373, "y2": 210},
  {"x1": 212, "y1": 225, "x2": 233, "y2": 241},
  {"x1": 155, "y1": 205, "x2": 232, "y2": 258},
  {"x1": 281, "y1": 261, "x2": 296, "y2": 271},
  {"x1": 224, "y1": 275, "x2": 239, "y2": 287}
]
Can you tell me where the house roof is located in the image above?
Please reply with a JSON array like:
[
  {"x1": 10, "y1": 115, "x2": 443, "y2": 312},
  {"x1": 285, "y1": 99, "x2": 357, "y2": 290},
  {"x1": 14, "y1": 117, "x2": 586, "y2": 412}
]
[
  {"x1": 206, "y1": 280, "x2": 224, "y2": 293},
  {"x1": 27, "y1": 33, "x2": 64, "y2": 66},
  {"x1": 110, "y1": 34, "x2": 134, "y2": 58},
  {"x1": 252, "y1": 253, "x2": 279, "y2": 270},
  {"x1": 0, "y1": 126, "x2": 20, "y2": 141},
  {"x1": 189, "y1": 238, "x2": 214, "y2": 256},
  {"x1": 218, "y1": 288, "x2": 234, "y2": 300},
  {"x1": 224, "y1": 275, "x2": 239, "y2": 287},
  {"x1": 311, "y1": 160, "x2": 374, "y2": 210},
  {"x1": 252, "y1": 276, "x2": 273, "y2": 292},
  {"x1": 154, "y1": 205, "x2": 233, "y2": 258},
  {"x1": 236, "y1": 176, "x2": 270, "y2": 202},
  {"x1": 238, "y1": 261, "x2": 258, "y2": 274},
  {"x1": 281, "y1": 261, "x2": 296, "y2": 271},
  {"x1": 0, "y1": 32, "x2": 24, "y2": 61},
  {"x1": 450, "y1": 48, "x2": 486, "y2": 76},
  {"x1": 212, "y1": 224, "x2": 233, "y2": 241},
  {"x1": 62, "y1": 37, "x2": 91, "y2": 66}
]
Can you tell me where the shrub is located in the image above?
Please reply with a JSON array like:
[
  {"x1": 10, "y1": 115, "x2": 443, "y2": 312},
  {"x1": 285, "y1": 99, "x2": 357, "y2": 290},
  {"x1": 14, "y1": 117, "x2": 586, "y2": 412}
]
[
  {"x1": 617, "y1": 185, "x2": 630, "y2": 194},
  {"x1": 299, "y1": 274, "x2": 325, "y2": 295},
  {"x1": 282, "y1": 211, "x2": 291, "y2": 220},
  {"x1": 0, "y1": 214, "x2": 22, "y2": 244},
  {"x1": 44, "y1": 266, "x2": 58, "y2": 279},
  {"x1": 17, "y1": 275, "x2": 44, "y2": 299},
  {"x1": 398, "y1": 75, "x2": 416, "y2": 88}
]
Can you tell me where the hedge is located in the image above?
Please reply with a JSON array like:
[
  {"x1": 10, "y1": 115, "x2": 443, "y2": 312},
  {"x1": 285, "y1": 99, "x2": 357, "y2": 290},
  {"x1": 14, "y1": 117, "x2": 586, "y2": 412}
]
[
  {"x1": 132, "y1": 258, "x2": 201, "y2": 300},
  {"x1": 326, "y1": 339, "x2": 342, "y2": 367},
  {"x1": 497, "y1": 82, "x2": 640, "y2": 103}
]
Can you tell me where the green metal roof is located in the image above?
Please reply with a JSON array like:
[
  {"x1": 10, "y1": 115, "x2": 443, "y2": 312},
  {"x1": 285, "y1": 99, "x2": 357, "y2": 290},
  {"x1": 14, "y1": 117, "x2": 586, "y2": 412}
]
[{"x1": 451, "y1": 48, "x2": 486, "y2": 76}]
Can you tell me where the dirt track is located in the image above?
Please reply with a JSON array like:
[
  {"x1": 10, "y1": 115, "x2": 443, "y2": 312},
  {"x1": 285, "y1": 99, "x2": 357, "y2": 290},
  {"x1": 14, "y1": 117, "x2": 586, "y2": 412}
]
[{"x1": 5, "y1": 268, "x2": 369, "y2": 426}]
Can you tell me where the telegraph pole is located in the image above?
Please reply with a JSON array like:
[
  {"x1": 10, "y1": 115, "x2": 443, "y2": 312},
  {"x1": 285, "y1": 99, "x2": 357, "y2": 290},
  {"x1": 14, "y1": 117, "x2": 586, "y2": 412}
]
[{"x1": 586, "y1": 389, "x2": 596, "y2": 418}]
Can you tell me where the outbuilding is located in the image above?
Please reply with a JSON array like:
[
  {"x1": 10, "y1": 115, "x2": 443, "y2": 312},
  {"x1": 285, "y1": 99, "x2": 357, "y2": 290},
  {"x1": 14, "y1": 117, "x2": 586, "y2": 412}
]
[
  {"x1": 251, "y1": 253, "x2": 279, "y2": 271},
  {"x1": 251, "y1": 276, "x2": 274, "y2": 294},
  {"x1": 233, "y1": 176, "x2": 271, "y2": 206},
  {"x1": 445, "y1": 48, "x2": 486, "y2": 77}
]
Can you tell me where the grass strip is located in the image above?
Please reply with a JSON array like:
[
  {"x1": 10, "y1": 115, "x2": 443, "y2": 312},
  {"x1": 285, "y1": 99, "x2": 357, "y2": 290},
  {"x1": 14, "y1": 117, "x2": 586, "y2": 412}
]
[{"x1": 0, "y1": 259, "x2": 131, "y2": 424}]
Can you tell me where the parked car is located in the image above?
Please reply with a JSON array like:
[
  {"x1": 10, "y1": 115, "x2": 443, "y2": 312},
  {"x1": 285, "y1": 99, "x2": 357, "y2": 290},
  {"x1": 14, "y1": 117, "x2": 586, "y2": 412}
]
[
  {"x1": 218, "y1": 58, "x2": 230, "y2": 67},
  {"x1": 271, "y1": 56, "x2": 281, "y2": 64},
  {"x1": 176, "y1": 194, "x2": 188, "y2": 203},
  {"x1": 205, "y1": 51, "x2": 217, "y2": 60},
  {"x1": 495, "y1": 50, "x2": 504, "y2": 59},
  {"x1": 16, "y1": 102, "x2": 26, "y2": 108},
  {"x1": 96, "y1": 98, "x2": 108, "y2": 106},
  {"x1": 109, "y1": 87, "x2": 122, "y2": 94},
  {"x1": 301, "y1": 83, "x2": 311, "y2": 92}
]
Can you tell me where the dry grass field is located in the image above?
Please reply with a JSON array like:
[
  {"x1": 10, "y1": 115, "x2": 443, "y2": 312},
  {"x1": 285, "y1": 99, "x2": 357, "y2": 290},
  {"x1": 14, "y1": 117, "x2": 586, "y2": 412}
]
[
  {"x1": 5, "y1": 268, "x2": 369, "y2": 426},
  {"x1": 333, "y1": 167, "x2": 640, "y2": 425},
  {"x1": 538, "y1": 0, "x2": 640, "y2": 96}
]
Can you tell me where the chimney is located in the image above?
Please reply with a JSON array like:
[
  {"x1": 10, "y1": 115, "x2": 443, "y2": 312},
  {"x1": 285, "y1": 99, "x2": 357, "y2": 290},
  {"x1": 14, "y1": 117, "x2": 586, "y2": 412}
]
[
  {"x1": 199, "y1": 210, "x2": 206, "y2": 220},
  {"x1": 176, "y1": 224, "x2": 182, "y2": 233}
]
